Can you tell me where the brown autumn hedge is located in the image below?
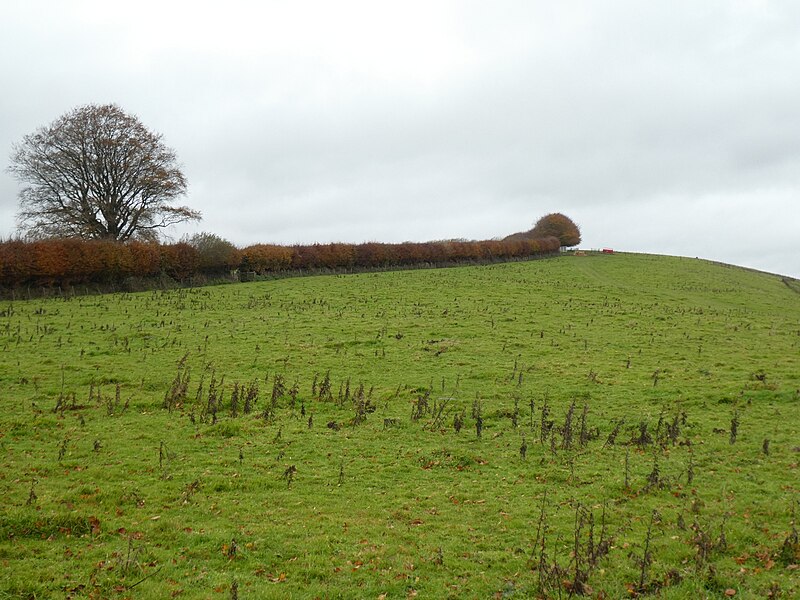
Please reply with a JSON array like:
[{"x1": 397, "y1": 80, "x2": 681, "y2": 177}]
[{"x1": 0, "y1": 236, "x2": 561, "y2": 289}]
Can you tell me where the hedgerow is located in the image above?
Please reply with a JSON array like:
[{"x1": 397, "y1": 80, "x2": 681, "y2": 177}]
[{"x1": 0, "y1": 235, "x2": 561, "y2": 289}]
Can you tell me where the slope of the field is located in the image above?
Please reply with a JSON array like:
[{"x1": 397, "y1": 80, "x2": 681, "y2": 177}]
[{"x1": 1, "y1": 253, "x2": 798, "y2": 598}]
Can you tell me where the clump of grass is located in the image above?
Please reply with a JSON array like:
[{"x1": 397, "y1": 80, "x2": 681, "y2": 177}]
[
  {"x1": 25, "y1": 479, "x2": 37, "y2": 506},
  {"x1": 540, "y1": 394, "x2": 553, "y2": 444},
  {"x1": 472, "y1": 397, "x2": 483, "y2": 438},
  {"x1": 163, "y1": 364, "x2": 190, "y2": 412},
  {"x1": 566, "y1": 501, "x2": 612, "y2": 595},
  {"x1": 644, "y1": 453, "x2": 667, "y2": 491},
  {"x1": 632, "y1": 510, "x2": 658, "y2": 594},
  {"x1": 226, "y1": 538, "x2": 238, "y2": 559},
  {"x1": 511, "y1": 394, "x2": 519, "y2": 428},
  {"x1": 271, "y1": 373, "x2": 286, "y2": 404},
  {"x1": 159, "y1": 441, "x2": 175, "y2": 479},
  {"x1": 411, "y1": 388, "x2": 431, "y2": 421},
  {"x1": 105, "y1": 382, "x2": 130, "y2": 416},
  {"x1": 777, "y1": 500, "x2": 799, "y2": 566},
  {"x1": 528, "y1": 395, "x2": 536, "y2": 429},
  {"x1": 561, "y1": 399, "x2": 576, "y2": 450},
  {"x1": 179, "y1": 479, "x2": 201, "y2": 504},
  {"x1": 662, "y1": 411, "x2": 683, "y2": 446},
  {"x1": 57, "y1": 437, "x2": 68, "y2": 462},
  {"x1": 282, "y1": 465, "x2": 297, "y2": 488},
  {"x1": 528, "y1": 491, "x2": 558, "y2": 596},
  {"x1": 652, "y1": 369, "x2": 661, "y2": 387},
  {"x1": 288, "y1": 380, "x2": 299, "y2": 409},
  {"x1": 632, "y1": 421, "x2": 653, "y2": 447},
  {"x1": 426, "y1": 394, "x2": 450, "y2": 430},
  {"x1": 604, "y1": 418, "x2": 624, "y2": 448},
  {"x1": 243, "y1": 379, "x2": 258, "y2": 414},
  {"x1": 204, "y1": 371, "x2": 224, "y2": 424},
  {"x1": 453, "y1": 409, "x2": 465, "y2": 433},
  {"x1": 0, "y1": 512, "x2": 97, "y2": 539},
  {"x1": 317, "y1": 370, "x2": 332, "y2": 402},
  {"x1": 624, "y1": 447, "x2": 631, "y2": 491},
  {"x1": 350, "y1": 382, "x2": 377, "y2": 427},
  {"x1": 729, "y1": 410, "x2": 740, "y2": 444},
  {"x1": 261, "y1": 374, "x2": 285, "y2": 423},
  {"x1": 690, "y1": 518, "x2": 715, "y2": 572}
]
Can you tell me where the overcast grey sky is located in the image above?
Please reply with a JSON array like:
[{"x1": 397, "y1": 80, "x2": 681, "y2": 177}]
[{"x1": 2, "y1": 1, "x2": 799, "y2": 277}]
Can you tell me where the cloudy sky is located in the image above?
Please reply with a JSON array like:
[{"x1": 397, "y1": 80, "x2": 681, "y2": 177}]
[{"x1": 2, "y1": 1, "x2": 799, "y2": 277}]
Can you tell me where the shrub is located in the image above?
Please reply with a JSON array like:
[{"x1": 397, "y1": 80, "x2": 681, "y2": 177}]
[
  {"x1": 187, "y1": 232, "x2": 240, "y2": 274},
  {"x1": 530, "y1": 213, "x2": 581, "y2": 247}
]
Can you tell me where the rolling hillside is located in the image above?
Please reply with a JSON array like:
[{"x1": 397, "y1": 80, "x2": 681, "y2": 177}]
[{"x1": 1, "y1": 253, "x2": 798, "y2": 598}]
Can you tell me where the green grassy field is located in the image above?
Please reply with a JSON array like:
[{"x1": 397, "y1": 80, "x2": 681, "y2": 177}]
[{"x1": 1, "y1": 253, "x2": 798, "y2": 599}]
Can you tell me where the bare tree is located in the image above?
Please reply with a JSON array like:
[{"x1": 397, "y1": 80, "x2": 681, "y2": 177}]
[{"x1": 8, "y1": 103, "x2": 200, "y2": 241}]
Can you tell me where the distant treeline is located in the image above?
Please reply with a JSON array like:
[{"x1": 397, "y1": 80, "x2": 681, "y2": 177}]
[{"x1": 0, "y1": 235, "x2": 561, "y2": 289}]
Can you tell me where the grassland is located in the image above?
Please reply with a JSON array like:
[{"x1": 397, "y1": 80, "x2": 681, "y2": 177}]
[{"x1": 1, "y1": 253, "x2": 798, "y2": 599}]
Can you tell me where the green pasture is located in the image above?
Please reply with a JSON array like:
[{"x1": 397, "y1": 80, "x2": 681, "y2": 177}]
[{"x1": 1, "y1": 253, "x2": 798, "y2": 598}]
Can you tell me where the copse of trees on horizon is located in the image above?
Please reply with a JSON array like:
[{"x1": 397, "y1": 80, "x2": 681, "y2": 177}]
[
  {"x1": 0, "y1": 233, "x2": 563, "y2": 290},
  {"x1": 504, "y1": 213, "x2": 581, "y2": 247}
]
